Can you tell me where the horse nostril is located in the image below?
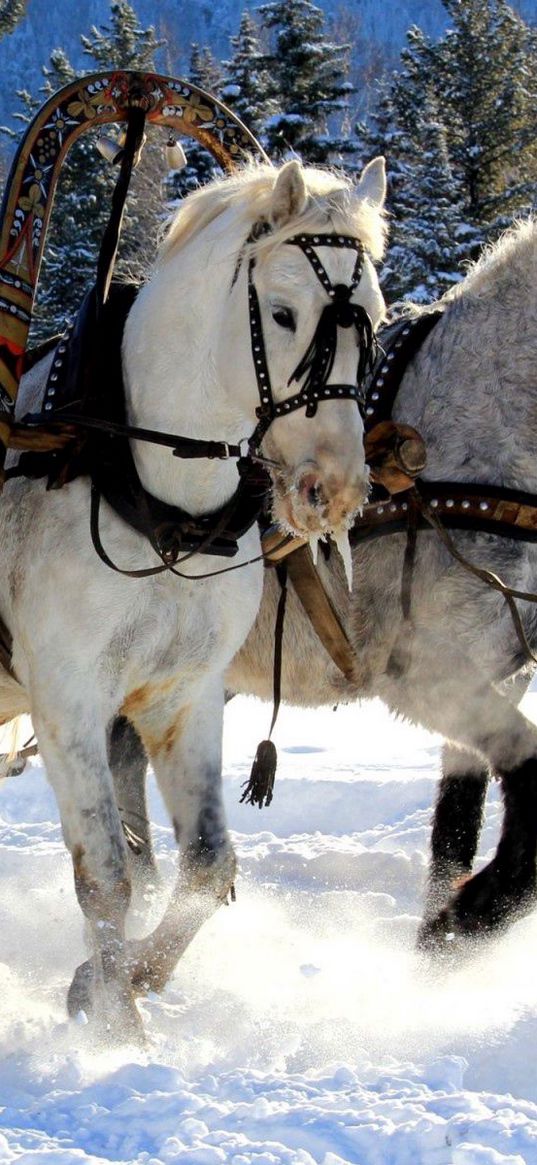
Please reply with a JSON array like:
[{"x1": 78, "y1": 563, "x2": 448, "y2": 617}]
[{"x1": 297, "y1": 470, "x2": 327, "y2": 510}]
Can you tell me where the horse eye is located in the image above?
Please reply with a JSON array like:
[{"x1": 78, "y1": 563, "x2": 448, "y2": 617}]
[{"x1": 272, "y1": 306, "x2": 296, "y2": 332}]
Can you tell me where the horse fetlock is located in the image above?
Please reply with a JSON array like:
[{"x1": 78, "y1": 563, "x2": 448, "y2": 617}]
[
  {"x1": 416, "y1": 910, "x2": 459, "y2": 959},
  {"x1": 421, "y1": 855, "x2": 537, "y2": 950},
  {"x1": 129, "y1": 952, "x2": 169, "y2": 996},
  {"x1": 67, "y1": 959, "x2": 94, "y2": 1019},
  {"x1": 182, "y1": 842, "x2": 237, "y2": 898}
]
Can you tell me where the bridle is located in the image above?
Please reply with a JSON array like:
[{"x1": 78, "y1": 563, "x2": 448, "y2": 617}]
[{"x1": 241, "y1": 225, "x2": 378, "y2": 453}]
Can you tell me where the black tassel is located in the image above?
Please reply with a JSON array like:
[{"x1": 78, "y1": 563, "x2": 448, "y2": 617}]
[
  {"x1": 240, "y1": 739, "x2": 277, "y2": 808},
  {"x1": 289, "y1": 304, "x2": 337, "y2": 394},
  {"x1": 240, "y1": 566, "x2": 286, "y2": 810}
]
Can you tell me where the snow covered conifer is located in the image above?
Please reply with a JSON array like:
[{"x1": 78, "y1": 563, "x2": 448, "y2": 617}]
[
  {"x1": 364, "y1": 0, "x2": 537, "y2": 305},
  {"x1": 0, "y1": 0, "x2": 26, "y2": 38},
  {"x1": 80, "y1": 0, "x2": 161, "y2": 71},
  {"x1": 258, "y1": 0, "x2": 355, "y2": 164},
  {"x1": 220, "y1": 12, "x2": 274, "y2": 142},
  {"x1": 432, "y1": 0, "x2": 537, "y2": 227},
  {"x1": 382, "y1": 91, "x2": 469, "y2": 303}
]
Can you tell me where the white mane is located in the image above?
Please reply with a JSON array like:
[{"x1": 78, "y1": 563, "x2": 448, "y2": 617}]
[
  {"x1": 158, "y1": 162, "x2": 387, "y2": 265},
  {"x1": 447, "y1": 216, "x2": 537, "y2": 302}
]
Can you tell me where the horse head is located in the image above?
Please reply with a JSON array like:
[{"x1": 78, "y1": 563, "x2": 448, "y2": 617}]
[
  {"x1": 124, "y1": 158, "x2": 387, "y2": 557},
  {"x1": 234, "y1": 158, "x2": 387, "y2": 549}
]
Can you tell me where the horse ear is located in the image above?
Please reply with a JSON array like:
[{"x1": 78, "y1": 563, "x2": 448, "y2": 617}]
[
  {"x1": 270, "y1": 160, "x2": 308, "y2": 227},
  {"x1": 355, "y1": 157, "x2": 386, "y2": 210}
]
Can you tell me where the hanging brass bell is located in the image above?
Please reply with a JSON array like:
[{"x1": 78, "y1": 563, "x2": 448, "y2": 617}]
[
  {"x1": 95, "y1": 134, "x2": 124, "y2": 165},
  {"x1": 165, "y1": 136, "x2": 187, "y2": 171}
]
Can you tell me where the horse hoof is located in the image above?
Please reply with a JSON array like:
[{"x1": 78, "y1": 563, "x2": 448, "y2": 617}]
[
  {"x1": 67, "y1": 959, "x2": 145, "y2": 1045},
  {"x1": 67, "y1": 959, "x2": 94, "y2": 1019},
  {"x1": 416, "y1": 910, "x2": 460, "y2": 960}
]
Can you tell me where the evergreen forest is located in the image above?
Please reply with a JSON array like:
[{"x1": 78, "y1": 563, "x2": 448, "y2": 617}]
[{"x1": 1, "y1": 0, "x2": 537, "y2": 338}]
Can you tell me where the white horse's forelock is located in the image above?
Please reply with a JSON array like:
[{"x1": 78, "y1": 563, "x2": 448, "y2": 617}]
[{"x1": 158, "y1": 161, "x2": 387, "y2": 266}]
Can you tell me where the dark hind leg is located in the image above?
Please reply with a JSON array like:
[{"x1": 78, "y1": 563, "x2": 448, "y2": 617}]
[
  {"x1": 421, "y1": 743, "x2": 490, "y2": 927},
  {"x1": 108, "y1": 717, "x2": 159, "y2": 894},
  {"x1": 384, "y1": 645, "x2": 537, "y2": 948},
  {"x1": 426, "y1": 756, "x2": 537, "y2": 942}
]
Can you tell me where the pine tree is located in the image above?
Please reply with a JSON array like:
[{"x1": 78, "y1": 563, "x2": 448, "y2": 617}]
[
  {"x1": 0, "y1": 0, "x2": 30, "y2": 184},
  {"x1": 404, "y1": 1, "x2": 537, "y2": 227},
  {"x1": 80, "y1": 0, "x2": 161, "y2": 72},
  {"x1": 0, "y1": 0, "x2": 26, "y2": 39},
  {"x1": 364, "y1": 0, "x2": 537, "y2": 305},
  {"x1": 220, "y1": 12, "x2": 274, "y2": 142},
  {"x1": 258, "y1": 0, "x2": 356, "y2": 164},
  {"x1": 381, "y1": 92, "x2": 469, "y2": 303},
  {"x1": 434, "y1": 0, "x2": 537, "y2": 225},
  {"x1": 165, "y1": 43, "x2": 223, "y2": 202}
]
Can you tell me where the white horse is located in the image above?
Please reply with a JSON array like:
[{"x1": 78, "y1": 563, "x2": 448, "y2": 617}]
[
  {"x1": 0, "y1": 157, "x2": 387, "y2": 1038},
  {"x1": 112, "y1": 217, "x2": 537, "y2": 957}
]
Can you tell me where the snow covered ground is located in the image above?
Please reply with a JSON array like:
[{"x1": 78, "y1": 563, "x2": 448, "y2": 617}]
[{"x1": 1, "y1": 694, "x2": 537, "y2": 1164}]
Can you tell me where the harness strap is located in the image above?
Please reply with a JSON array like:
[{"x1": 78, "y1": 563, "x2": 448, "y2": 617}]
[
  {"x1": 363, "y1": 310, "x2": 444, "y2": 431},
  {"x1": 415, "y1": 489, "x2": 537, "y2": 666},
  {"x1": 96, "y1": 106, "x2": 146, "y2": 308},
  {"x1": 23, "y1": 409, "x2": 246, "y2": 462},
  {"x1": 285, "y1": 544, "x2": 356, "y2": 680}
]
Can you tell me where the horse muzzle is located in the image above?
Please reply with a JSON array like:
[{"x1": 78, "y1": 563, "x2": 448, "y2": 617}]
[{"x1": 275, "y1": 458, "x2": 370, "y2": 537}]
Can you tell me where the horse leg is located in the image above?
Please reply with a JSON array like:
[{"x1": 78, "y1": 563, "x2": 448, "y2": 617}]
[
  {"x1": 421, "y1": 671, "x2": 532, "y2": 928},
  {"x1": 75, "y1": 680, "x2": 235, "y2": 996},
  {"x1": 433, "y1": 752, "x2": 537, "y2": 940},
  {"x1": 32, "y1": 701, "x2": 142, "y2": 1040},
  {"x1": 422, "y1": 743, "x2": 490, "y2": 924},
  {"x1": 384, "y1": 645, "x2": 537, "y2": 948},
  {"x1": 124, "y1": 678, "x2": 235, "y2": 994},
  {"x1": 108, "y1": 716, "x2": 159, "y2": 895}
]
